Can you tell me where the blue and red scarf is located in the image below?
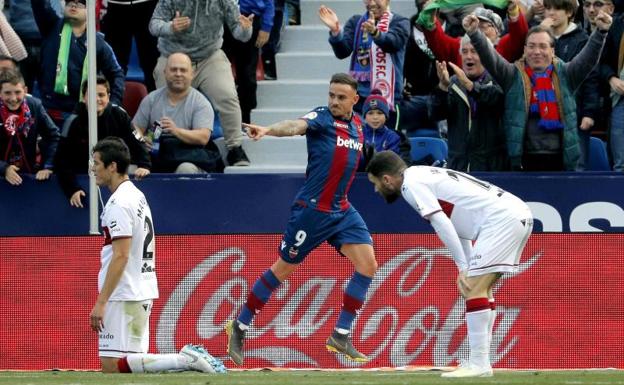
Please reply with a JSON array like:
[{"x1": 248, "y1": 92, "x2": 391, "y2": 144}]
[
  {"x1": 1, "y1": 99, "x2": 34, "y2": 172},
  {"x1": 350, "y1": 13, "x2": 373, "y2": 82},
  {"x1": 525, "y1": 64, "x2": 563, "y2": 132}
]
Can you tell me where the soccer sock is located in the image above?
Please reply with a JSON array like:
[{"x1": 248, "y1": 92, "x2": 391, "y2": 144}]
[
  {"x1": 465, "y1": 297, "x2": 492, "y2": 368},
  {"x1": 238, "y1": 269, "x2": 281, "y2": 326},
  {"x1": 124, "y1": 353, "x2": 188, "y2": 373},
  {"x1": 335, "y1": 271, "x2": 373, "y2": 333},
  {"x1": 488, "y1": 299, "x2": 497, "y2": 346}
]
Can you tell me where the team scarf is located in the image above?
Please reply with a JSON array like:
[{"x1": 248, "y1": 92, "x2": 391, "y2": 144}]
[
  {"x1": 0, "y1": 98, "x2": 34, "y2": 172},
  {"x1": 525, "y1": 64, "x2": 564, "y2": 132},
  {"x1": 349, "y1": 11, "x2": 396, "y2": 109},
  {"x1": 54, "y1": 22, "x2": 88, "y2": 99}
]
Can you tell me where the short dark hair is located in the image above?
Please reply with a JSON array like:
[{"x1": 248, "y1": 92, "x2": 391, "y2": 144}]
[
  {"x1": 81, "y1": 75, "x2": 110, "y2": 96},
  {"x1": 0, "y1": 68, "x2": 25, "y2": 89},
  {"x1": 330, "y1": 73, "x2": 358, "y2": 91},
  {"x1": 543, "y1": 0, "x2": 578, "y2": 20},
  {"x1": 526, "y1": 26, "x2": 556, "y2": 47},
  {"x1": 93, "y1": 137, "x2": 131, "y2": 175},
  {"x1": 0, "y1": 55, "x2": 18, "y2": 69},
  {"x1": 366, "y1": 150, "x2": 407, "y2": 177}
]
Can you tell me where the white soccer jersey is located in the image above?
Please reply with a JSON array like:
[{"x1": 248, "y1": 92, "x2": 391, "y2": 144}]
[
  {"x1": 100, "y1": 181, "x2": 158, "y2": 301},
  {"x1": 401, "y1": 166, "x2": 532, "y2": 240}
]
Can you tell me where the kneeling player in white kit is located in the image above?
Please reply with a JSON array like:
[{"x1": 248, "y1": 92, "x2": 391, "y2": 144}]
[
  {"x1": 366, "y1": 151, "x2": 532, "y2": 378},
  {"x1": 89, "y1": 137, "x2": 225, "y2": 374}
]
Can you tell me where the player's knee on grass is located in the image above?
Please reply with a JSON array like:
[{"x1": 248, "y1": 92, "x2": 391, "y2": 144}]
[{"x1": 100, "y1": 357, "x2": 121, "y2": 373}]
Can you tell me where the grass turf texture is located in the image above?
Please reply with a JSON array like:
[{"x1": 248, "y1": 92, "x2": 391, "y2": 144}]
[{"x1": 1, "y1": 370, "x2": 624, "y2": 385}]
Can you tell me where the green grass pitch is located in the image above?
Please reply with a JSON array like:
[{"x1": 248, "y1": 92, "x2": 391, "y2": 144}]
[{"x1": 1, "y1": 370, "x2": 624, "y2": 385}]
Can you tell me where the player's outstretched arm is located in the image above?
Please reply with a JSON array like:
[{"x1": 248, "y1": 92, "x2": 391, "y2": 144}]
[{"x1": 244, "y1": 119, "x2": 308, "y2": 140}]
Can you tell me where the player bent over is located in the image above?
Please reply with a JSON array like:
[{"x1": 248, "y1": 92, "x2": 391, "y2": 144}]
[
  {"x1": 225, "y1": 73, "x2": 377, "y2": 366},
  {"x1": 89, "y1": 137, "x2": 225, "y2": 373},
  {"x1": 366, "y1": 151, "x2": 533, "y2": 378}
]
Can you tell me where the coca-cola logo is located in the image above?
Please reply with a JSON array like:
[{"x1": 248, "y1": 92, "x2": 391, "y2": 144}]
[{"x1": 156, "y1": 246, "x2": 542, "y2": 367}]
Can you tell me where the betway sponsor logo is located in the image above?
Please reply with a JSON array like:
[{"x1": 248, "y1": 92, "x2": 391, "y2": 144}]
[{"x1": 336, "y1": 137, "x2": 363, "y2": 151}]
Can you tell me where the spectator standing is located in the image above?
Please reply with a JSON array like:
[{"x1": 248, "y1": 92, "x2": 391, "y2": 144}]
[
  {"x1": 318, "y1": 0, "x2": 410, "y2": 129},
  {"x1": 31, "y1": 0, "x2": 125, "y2": 127},
  {"x1": 431, "y1": 36, "x2": 508, "y2": 171},
  {"x1": 223, "y1": 0, "x2": 275, "y2": 123},
  {"x1": 54, "y1": 75, "x2": 151, "y2": 208},
  {"x1": 100, "y1": 0, "x2": 160, "y2": 91},
  {"x1": 544, "y1": 0, "x2": 601, "y2": 170},
  {"x1": 466, "y1": 13, "x2": 612, "y2": 171},
  {"x1": 599, "y1": 13, "x2": 624, "y2": 170},
  {"x1": 421, "y1": 2, "x2": 529, "y2": 67},
  {"x1": 133, "y1": 53, "x2": 223, "y2": 174},
  {"x1": 149, "y1": 0, "x2": 254, "y2": 167},
  {"x1": 7, "y1": 0, "x2": 63, "y2": 91},
  {"x1": 0, "y1": 69, "x2": 59, "y2": 185}
]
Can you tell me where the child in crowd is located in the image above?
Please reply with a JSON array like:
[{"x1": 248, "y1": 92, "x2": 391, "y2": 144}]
[{"x1": 359, "y1": 89, "x2": 401, "y2": 171}]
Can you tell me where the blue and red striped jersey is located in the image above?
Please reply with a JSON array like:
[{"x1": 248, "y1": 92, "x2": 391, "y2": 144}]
[{"x1": 295, "y1": 106, "x2": 364, "y2": 213}]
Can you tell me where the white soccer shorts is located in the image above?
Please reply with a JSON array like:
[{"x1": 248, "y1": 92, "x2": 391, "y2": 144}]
[
  {"x1": 467, "y1": 217, "x2": 533, "y2": 277},
  {"x1": 98, "y1": 300, "x2": 152, "y2": 358}
]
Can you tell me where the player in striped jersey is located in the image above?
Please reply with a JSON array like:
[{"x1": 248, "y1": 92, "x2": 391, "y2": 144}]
[
  {"x1": 226, "y1": 73, "x2": 377, "y2": 365},
  {"x1": 366, "y1": 151, "x2": 533, "y2": 378}
]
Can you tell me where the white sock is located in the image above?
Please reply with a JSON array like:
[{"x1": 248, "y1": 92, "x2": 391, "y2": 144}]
[
  {"x1": 126, "y1": 353, "x2": 189, "y2": 373},
  {"x1": 466, "y1": 309, "x2": 491, "y2": 368}
]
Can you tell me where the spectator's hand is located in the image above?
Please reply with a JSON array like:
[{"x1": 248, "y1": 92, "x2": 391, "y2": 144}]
[
  {"x1": 448, "y1": 62, "x2": 474, "y2": 91},
  {"x1": 580, "y1": 117, "x2": 595, "y2": 131},
  {"x1": 319, "y1": 5, "x2": 340, "y2": 34},
  {"x1": 90, "y1": 301, "x2": 106, "y2": 332},
  {"x1": 508, "y1": 0, "x2": 521, "y2": 21},
  {"x1": 436, "y1": 60, "x2": 450, "y2": 91},
  {"x1": 609, "y1": 77, "x2": 624, "y2": 95},
  {"x1": 70, "y1": 190, "x2": 86, "y2": 208},
  {"x1": 35, "y1": 169, "x2": 53, "y2": 181},
  {"x1": 239, "y1": 14, "x2": 254, "y2": 31},
  {"x1": 135, "y1": 167, "x2": 151, "y2": 180},
  {"x1": 5, "y1": 165, "x2": 22, "y2": 186},
  {"x1": 531, "y1": 0, "x2": 545, "y2": 17},
  {"x1": 595, "y1": 10, "x2": 613, "y2": 31},
  {"x1": 243, "y1": 123, "x2": 269, "y2": 141},
  {"x1": 256, "y1": 30, "x2": 270, "y2": 48},
  {"x1": 462, "y1": 14, "x2": 479, "y2": 34},
  {"x1": 540, "y1": 17, "x2": 554, "y2": 29},
  {"x1": 171, "y1": 11, "x2": 191, "y2": 33},
  {"x1": 456, "y1": 271, "x2": 471, "y2": 297},
  {"x1": 362, "y1": 13, "x2": 377, "y2": 35},
  {"x1": 161, "y1": 117, "x2": 180, "y2": 136}
]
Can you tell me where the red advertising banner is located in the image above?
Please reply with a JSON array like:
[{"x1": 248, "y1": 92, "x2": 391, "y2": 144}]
[{"x1": 0, "y1": 234, "x2": 622, "y2": 370}]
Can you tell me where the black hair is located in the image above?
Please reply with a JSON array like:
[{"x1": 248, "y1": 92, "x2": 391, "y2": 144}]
[
  {"x1": 366, "y1": 151, "x2": 407, "y2": 177},
  {"x1": 93, "y1": 137, "x2": 131, "y2": 175}
]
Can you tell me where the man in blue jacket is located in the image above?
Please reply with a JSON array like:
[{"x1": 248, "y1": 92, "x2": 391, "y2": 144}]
[
  {"x1": 31, "y1": 0, "x2": 125, "y2": 128},
  {"x1": 319, "y1": 0, "x2": 410, "y2": 130}
]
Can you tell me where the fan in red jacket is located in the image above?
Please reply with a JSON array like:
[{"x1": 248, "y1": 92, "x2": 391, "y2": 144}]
[{"x1": 422, "y1": 0, "x2": 528, "y2": 66}]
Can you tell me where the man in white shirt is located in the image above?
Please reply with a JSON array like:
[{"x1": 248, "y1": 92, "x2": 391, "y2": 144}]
[
  {"x1": 366, "y1": 151, "x2": 533, "y2": 378},
  {"x1": 89, "y1": 136, "x2": 225, "y2": 374}
]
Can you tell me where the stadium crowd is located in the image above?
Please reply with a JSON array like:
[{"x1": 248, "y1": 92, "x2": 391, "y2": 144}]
[{"x1": 0, "y1": 0, "x2": 623, "y2": 195}]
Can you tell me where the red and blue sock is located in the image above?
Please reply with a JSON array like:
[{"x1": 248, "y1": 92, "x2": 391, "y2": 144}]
[
  {"x1": 336, "y1": 271, "x2": 373, "y2": 332},
  {"x1": 238, "y1": 269, "x2": 281, "y2": 326}
]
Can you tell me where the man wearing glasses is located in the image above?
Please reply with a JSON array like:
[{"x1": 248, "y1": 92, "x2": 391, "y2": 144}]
[
  {"x1": 583, "y1": 0, "x2": 615, "y2": 33},
  {"x1": 31, "y1": 0, "x2": 125, "y2": 128}
]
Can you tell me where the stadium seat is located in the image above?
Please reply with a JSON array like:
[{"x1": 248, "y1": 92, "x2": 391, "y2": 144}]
[
  {"x1": 121, "y1": 81, "x2": 148, "y2": 119},
  {"x1": 409, "y1": 137, "x2": 448, "y2": 164},
  {"x1": 588, "y1": 137, "x2": 611, "y2": 171},
  {"x1": 406, "y1": 128, "x2": 441, "y2": 138}
]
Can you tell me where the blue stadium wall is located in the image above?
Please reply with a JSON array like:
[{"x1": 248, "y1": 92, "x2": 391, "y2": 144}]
[{"x1": 1, "y1": 172, "x2": 623, "y2": 235}]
